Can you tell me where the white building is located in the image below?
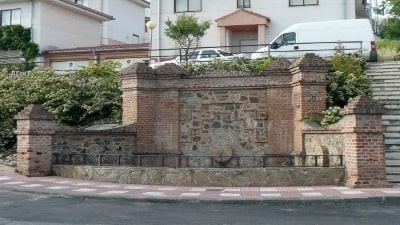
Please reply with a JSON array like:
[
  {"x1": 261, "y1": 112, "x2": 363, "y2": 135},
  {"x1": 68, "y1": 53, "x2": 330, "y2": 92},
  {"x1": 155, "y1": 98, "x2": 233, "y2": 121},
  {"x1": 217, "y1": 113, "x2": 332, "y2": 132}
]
[
  {"x1": 0, "y1": 0, "x2": 149, "y2": 52},
  {"x1": 75, "y1": 0, "x2": 151, "y2": 45},
  {"x1": 150, "y1": 0, "x2": 357, "y2": 58}
]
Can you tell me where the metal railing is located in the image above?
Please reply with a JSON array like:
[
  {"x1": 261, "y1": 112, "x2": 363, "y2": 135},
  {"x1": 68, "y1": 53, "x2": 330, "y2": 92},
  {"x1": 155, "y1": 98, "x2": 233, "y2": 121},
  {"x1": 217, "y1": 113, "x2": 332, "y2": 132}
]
[{"x1": 53, "y1": 153, "x2": 344, "y2": 168}]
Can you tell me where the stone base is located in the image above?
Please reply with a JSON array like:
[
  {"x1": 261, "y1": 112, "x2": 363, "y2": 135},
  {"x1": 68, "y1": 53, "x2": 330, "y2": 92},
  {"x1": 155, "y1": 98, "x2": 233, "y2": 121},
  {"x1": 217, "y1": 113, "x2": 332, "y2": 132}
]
[{"x1": 53, "y1": 165, "x2": 345, "y2": 187}]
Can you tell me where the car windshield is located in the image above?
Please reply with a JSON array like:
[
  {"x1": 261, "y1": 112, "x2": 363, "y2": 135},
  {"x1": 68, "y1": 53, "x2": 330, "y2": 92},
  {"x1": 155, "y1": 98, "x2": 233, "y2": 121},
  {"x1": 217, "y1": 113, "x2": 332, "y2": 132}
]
[{"x1": 218, "y1": 50, "x2": 234, "y2": 57}]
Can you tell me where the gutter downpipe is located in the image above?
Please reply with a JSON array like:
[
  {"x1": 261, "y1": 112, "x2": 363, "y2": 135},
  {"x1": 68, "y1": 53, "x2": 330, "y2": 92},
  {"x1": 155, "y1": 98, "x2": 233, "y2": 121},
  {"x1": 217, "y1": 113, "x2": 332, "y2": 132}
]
[
  {"x1": 100, "y1": 0, "x2": 106, "y2": 45},
  {"x1": 157, "y1": 0, "x2": 161, "y2": 61}
]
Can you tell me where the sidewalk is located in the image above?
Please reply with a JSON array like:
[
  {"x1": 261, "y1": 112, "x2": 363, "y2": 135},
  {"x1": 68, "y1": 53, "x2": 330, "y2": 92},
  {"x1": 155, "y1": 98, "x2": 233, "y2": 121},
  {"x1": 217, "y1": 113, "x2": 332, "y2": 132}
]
[{"x1": 1, "y1": 167, "x2": 400, "y2": 204}]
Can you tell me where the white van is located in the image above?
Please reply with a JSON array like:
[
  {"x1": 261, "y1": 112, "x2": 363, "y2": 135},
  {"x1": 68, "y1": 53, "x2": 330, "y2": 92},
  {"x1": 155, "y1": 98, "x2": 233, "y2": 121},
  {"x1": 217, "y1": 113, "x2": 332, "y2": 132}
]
[{"x1": 251, "y1": 19, "x2": 378, "y2": 62}]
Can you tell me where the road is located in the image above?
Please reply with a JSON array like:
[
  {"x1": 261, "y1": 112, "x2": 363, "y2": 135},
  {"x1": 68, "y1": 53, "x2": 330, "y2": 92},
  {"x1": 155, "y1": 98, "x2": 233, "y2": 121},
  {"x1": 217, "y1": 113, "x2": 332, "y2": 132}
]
[{"x1": 0, "y1": 188, "x2": 399, "y2": 225}]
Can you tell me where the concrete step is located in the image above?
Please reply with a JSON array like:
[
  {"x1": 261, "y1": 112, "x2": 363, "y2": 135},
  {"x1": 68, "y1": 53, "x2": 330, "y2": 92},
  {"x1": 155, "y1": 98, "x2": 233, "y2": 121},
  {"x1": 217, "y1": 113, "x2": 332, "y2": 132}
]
[
  {"x1": 386, "y1": 151, "x2": 400, "y2": 159},
  {"x1": 383, "y1": 105, "x2": 400, "y2": 110},
  {"x1": 385, "y1": 165, "x2": 400, "y2": 173},
  {"x1": 385, "y1": 139, "x2": 400, "y2": 145},
  {"x1": 384, "y1": 133, "x2": 400, "y2": 139},
  {"x1": 367, "y1": 62, "x2": 400, "y2": 68},
  {"x1": 386, "y1": 126, "x2": 400, "y2": 132},
  {"x1": 371, "y1": 89, "x2": 400, "y2": 97},
  {"x1": 381, "y1": 110, "x2": 400, "y2": 115},
  {"x1": 382, "y1": 115, "x2": 400, "y2": 121},
  {"x1": 386, "y1": 145, "x2": 400, "y2": 151},
  {"x1": 383, "y1": 121, "x2": 400, "y2": 126},
  {"x1": 378, "y1": 99, "x2": 400, "y2": 106},
  {"x1": 367, "y1": 73, "x2": 400, "y2": 78},
  {"x1": 386, "y1": 174, "x2": 400, "y2": 183},
  {"x1": 373, "y1": 93, "x2": 400, "y2": 99}
]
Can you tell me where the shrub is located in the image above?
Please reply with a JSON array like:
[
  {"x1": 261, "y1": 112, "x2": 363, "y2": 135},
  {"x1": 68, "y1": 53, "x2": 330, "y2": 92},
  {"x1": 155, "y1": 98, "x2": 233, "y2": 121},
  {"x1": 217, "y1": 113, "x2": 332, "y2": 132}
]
[{"x1": 0, "y1": 61, "x2": 122, "y2": 154}]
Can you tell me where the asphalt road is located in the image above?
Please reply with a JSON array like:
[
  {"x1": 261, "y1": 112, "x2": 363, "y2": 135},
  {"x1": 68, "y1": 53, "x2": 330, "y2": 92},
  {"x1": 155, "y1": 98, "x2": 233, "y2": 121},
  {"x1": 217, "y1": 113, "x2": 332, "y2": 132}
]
[{"x1": 0, "y1": 188, "x2": 399, "y2": 225}]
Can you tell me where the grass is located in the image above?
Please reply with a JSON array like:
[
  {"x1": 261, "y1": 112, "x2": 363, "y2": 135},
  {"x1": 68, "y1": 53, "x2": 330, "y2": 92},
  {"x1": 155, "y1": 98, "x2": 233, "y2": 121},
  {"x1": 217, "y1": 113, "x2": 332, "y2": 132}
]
[{"x1": 376, "y1": 39, "x2": 400, "y2": 61}]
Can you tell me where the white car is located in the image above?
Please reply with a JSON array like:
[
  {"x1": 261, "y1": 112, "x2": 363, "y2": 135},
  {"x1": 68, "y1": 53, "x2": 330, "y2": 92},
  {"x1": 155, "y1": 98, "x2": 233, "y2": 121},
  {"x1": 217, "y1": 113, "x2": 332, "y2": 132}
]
[{"x1": 150, "y1": 48, "x2": 240, "y2": 68}]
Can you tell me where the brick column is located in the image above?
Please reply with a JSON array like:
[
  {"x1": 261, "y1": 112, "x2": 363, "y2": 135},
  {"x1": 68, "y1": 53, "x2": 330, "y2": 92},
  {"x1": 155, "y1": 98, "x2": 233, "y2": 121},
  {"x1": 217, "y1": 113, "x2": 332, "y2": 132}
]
[
  {"x1": 119, "y1": 63, "x2": 182, "y2": 154},
  {"x1": 14, "y1": 104, "x2": 55, "y2": 176},
  {"x1": 290, "y1": 54, "x2": 330, "y2": 155},
  {"x1": 342, "y1": 96, "x2": 391, "y2": 188}
]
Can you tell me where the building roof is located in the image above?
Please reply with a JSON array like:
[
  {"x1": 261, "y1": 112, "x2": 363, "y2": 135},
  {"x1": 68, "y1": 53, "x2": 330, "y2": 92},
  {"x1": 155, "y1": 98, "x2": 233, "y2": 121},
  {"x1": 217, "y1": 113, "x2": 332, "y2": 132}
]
[
  {"x1": 129, "y1": 0, "x2": 151, "y2": 7},
  {"x1": 57, "y1": 0, "x2": 115, "y2": 21},
  {"x1": 215, "y1": 9, "x2": 271, "y2": 26},
  {"x1": 44, "y1": 43, "x2": 149, "y2": 54}
]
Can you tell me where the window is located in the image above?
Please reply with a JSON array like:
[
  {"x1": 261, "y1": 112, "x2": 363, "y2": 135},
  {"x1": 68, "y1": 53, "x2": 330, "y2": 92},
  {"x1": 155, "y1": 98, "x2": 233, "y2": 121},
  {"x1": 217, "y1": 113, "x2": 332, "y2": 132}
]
[
  {"x1": 1, "y1": 9, "x2": 21, "y2": 26},
  {"x1": 200, "y1": 50, "x2": 218, "y2": 59},
  {"x1": 289, "y1": 0, "x2": 318, "y2": 6},
  {"x1": 271, "y1": 32, "x2": 296, "y2": 49},
  {"x1": 238, "y1": 0, "x2": 250, "y2": 8},
  {"x1": 175, "y1": 0, "x2": 202, "y2": 12}
]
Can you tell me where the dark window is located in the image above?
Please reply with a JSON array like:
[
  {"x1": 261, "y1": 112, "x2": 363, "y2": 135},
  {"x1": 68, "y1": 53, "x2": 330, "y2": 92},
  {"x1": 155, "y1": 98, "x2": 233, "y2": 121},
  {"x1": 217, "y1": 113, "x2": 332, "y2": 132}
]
[
  {"x1": 238, "y1": 0, "x2": 251, "y2": 8},
  {"x1": 175, "y1": 0, "x2": 202, "y2": 12},
  {"x1": 1, "y1": 9, "x2": 21, "y2": 26},
  {"x1": 289, "y1": 0, "x2": 318, "y2": 6}
]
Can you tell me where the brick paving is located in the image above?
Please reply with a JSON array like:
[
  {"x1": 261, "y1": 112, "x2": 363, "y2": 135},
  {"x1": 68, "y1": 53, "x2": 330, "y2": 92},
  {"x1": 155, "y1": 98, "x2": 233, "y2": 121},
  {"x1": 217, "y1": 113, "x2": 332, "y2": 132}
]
[{"x1": 1, "y1": 167, "x2": 400, "y2": 202}]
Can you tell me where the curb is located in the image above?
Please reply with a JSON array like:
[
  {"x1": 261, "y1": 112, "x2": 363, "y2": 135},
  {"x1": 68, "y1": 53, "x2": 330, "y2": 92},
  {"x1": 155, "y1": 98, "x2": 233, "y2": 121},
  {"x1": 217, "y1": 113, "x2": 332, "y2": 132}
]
[{"x1": 2, "y1": 185, "x2": 400, "y2": 206}]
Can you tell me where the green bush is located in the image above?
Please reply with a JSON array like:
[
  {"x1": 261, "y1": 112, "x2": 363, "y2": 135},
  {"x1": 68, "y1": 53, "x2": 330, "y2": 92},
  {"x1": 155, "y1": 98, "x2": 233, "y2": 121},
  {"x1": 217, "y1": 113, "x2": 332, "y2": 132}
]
[
  {"x1": 181, "y1": 57, "x2": 274, "y2": 75},
  {"x1": 0, "y1": 61, "x2": 122, "y2": 154},
  {"x1": 326, "y1": 44, "x2": 371, "y2": 108},
  {"x1": 302, "y1": 44, "x2": 372, "y2": 127}
]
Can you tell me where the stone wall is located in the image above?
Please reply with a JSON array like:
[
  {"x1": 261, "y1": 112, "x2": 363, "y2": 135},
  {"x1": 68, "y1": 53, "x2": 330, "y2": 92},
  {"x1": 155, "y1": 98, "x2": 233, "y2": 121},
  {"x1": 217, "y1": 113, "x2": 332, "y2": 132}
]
[
  {"x1": 14, "y1": 54, "x2": 391, "y2": 188},
  {"x1": 52, "y1": 124, "x2": 136, "y2": 155},
  {"x1": 53, "y1": 165, "x2": 344, "y2": 187}
]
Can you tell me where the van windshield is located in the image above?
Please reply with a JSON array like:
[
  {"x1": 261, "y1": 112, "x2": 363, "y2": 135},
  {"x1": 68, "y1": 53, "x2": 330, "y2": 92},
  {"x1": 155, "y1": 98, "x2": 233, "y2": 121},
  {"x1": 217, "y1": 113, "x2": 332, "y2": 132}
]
[{"x1": 272, "y1": 32, "x2": 296, "y2": 48}]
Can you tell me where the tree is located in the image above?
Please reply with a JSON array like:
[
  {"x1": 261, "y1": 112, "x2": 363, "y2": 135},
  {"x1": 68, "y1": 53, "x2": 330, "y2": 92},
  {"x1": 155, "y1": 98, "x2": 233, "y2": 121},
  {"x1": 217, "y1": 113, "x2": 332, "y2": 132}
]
[
  {"x1": 164, "y1": 14, "x2": 211, "y2": 61},
  {"x1": 379, "y1": 0, "x2": 400, "y2": 39},
  {"x1": 0, "y1": 25, "x2": 39, "y2": 71}
]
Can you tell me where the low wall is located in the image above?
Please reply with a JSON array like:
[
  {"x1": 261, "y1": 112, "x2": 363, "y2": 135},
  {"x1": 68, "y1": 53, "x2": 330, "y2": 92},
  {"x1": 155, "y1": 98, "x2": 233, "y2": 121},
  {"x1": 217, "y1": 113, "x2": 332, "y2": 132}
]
[{"x1": 53, "y1": 165, "x2": 344, "y2": 187}]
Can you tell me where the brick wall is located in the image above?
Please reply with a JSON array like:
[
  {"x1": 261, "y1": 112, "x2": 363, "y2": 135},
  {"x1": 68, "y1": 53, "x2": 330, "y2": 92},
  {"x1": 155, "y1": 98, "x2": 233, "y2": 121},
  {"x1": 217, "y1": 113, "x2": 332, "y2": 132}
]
[
  {"x1": 119, "y1": 54, "x2": 331, "y2": 157},
  {"x1": 14, "y1": 54, "x2": 390, "y2": 188}
]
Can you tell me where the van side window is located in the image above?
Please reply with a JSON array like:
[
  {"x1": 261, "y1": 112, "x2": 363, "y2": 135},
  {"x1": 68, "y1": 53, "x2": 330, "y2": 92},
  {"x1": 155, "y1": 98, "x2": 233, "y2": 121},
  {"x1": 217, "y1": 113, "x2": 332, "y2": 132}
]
[
  {"x1": 272, "y1": 32, "x2": 296, "y2": 49},
  {"x1": 282, "y1": 32, "x2": 296, "y2": 45}
]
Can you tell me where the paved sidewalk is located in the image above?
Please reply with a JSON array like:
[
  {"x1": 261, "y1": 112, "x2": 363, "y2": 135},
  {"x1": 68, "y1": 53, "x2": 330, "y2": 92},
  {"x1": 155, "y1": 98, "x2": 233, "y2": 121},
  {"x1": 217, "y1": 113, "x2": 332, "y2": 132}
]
[{"x1": 1, "y1": 167, "x2": 400, "y2": 204}]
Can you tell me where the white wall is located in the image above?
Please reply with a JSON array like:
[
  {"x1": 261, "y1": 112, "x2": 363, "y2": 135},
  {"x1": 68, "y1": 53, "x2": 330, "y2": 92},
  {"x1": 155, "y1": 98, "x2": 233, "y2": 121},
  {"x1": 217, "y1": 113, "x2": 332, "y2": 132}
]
[
  {"x1": 35, "y1": 1, "x2": 102, "y2": 51},
  {"x1": 107, "y1": 0, "x2": 147, "y2": 44},
  {"x1": 151, "y1": 0, "x2": 356, "y2": 56},
  {"x1": 85, "y1": 0, "x2": 148, "y2": 44}
]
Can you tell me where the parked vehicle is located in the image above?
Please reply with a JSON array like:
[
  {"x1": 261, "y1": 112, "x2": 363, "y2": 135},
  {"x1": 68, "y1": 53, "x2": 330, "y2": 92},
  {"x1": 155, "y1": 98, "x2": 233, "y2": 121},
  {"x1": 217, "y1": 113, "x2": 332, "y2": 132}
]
[
  {"x1": 251, "y1": 19, "x2": 378, "y2": 62},
  {"x1": 150, "y1": 48, "x2": 240, "y2": 68}
]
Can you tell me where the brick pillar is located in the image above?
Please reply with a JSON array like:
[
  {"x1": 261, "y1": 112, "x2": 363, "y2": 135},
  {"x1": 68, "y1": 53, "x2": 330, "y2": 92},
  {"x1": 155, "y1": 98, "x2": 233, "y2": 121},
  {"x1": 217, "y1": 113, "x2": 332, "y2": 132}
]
[
  {"x1": 290, "y1": 54, "x2": 330, "y2": 155},
  {"x1": 14, "y1": 104, "x2": 55, "y2": 176},
  {"x1": 119, "y1": 63, "x2": 182, "y2": 154},
  {"x1": 342, "y1": 96, "x2": 391, "y2": 188},
  {"x1": 263, "y1": 58, "x2": 293, "y2": 153}
]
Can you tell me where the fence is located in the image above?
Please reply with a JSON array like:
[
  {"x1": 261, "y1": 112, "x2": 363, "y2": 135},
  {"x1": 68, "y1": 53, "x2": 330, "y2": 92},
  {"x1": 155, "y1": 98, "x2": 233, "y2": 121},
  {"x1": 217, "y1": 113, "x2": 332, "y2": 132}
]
[{"x1": 53, "y1": 153, "x2": 344, "y2": 168}]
